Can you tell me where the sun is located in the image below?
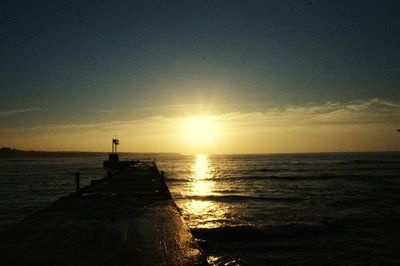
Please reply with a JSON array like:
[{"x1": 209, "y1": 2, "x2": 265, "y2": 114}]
[{"x1": 182, "y1": 116, "x2": 221, "y2": 147}]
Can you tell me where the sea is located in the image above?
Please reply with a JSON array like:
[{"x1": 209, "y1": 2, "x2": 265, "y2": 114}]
[{"x1": 1, "y1": 152, "x2": 399, "y2": 265}]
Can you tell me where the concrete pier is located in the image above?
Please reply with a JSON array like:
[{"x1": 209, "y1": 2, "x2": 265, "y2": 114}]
[{"x1": 0, "y1": 161, "x2": 205, "y2": 265}]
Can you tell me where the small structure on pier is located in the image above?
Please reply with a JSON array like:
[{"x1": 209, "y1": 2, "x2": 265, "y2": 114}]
[
  {"x1": 103, "y1": 138, "x2": 137, "y2": 169},
  {"x1": 109, "y1": 138, "x2": 119, "y2": 162}
]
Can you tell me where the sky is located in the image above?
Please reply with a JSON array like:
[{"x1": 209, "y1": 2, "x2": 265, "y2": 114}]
[{"x1": 1, "y1": 0, "x2": 400, "y2": 154}]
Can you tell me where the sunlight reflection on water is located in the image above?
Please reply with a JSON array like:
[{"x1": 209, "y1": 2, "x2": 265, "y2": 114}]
[
  {"x1": 190, "y1": 154, "x2": 214, "y2": 195},
  {"x1": 186, "y1": 154, "x2": 228, "y2": 228}
]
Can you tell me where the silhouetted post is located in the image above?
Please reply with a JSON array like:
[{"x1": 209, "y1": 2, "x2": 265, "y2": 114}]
[{"x1": 75, "y1": 172, "x2": 80, "y2": 193}]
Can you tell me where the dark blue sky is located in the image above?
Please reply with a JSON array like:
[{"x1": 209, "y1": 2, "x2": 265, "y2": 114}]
[{"x1": 1, "y1": 0, "x2": 400, "y2": 126}]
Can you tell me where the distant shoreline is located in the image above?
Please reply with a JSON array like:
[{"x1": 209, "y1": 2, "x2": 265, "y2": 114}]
[{"x1": 0, "y1": 148, "x2": 180, "y2": 158}]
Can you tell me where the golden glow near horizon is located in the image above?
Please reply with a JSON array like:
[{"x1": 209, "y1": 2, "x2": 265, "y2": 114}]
[
  {"x1": 181, "y1": 116, "x2": 221, "y2": 149},
  {"x1": 2, "y1": 99, "x2": 400, "y2": 153}
]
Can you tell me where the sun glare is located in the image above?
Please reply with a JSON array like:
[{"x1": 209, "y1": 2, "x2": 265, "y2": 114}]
[{"x1": 182, "y1": 116, "x2": 221, "y2": 147}]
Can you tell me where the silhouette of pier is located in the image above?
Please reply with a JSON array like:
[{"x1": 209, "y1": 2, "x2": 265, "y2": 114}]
[{"x1": 0, "y1": 159, "x2": 205, "y2": 265}]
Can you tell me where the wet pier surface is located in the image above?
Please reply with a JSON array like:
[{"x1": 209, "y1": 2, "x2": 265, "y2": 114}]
[{"x1": 0, "y1": 162, "x2": 205, "y2": 265}]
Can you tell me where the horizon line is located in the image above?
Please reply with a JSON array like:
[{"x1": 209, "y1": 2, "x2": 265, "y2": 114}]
[{"x1": 2, "y1": 148, "x2": 400, "y2": 156}]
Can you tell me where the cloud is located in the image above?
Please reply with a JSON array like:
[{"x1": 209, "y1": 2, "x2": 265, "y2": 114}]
[
  {"x1": 91, "y1": 109, "x2": 118, "y2": 113},
  {"x1": 0, "y1": 108, "x2": 41, "y2": 116},
  {"x1": 2, "y1": 98, "x2": 399, "y2": 133},
  {"x1": 220, "y1": 98, "x2": 400, "y2": 130},
  {"x1": 130, "y1": 103, "x2": 259, "y2": 114},
  {"x1": 1, "y1": 98, "x2": 399, "y2": 152}
]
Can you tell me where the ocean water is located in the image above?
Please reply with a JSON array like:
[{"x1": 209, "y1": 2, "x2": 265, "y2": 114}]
[{"x1": 1, "y1": 152, "x2": 400, "y2": 265}]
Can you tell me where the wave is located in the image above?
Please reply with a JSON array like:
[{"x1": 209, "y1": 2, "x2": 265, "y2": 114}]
[
  {"x1": 165, "y1": 177, "x2": 186, "y2": 182},
  {"x1": 167, "y1": 173, "x2": 399, "y2": 183},
  {"x1": 255, "y1": 168, "x2": 310, "y2": 173},
  {"x1": 184, "y1": 194, "x2": 302, "y2": 202},
  {"x1": 355, "y1": 160, "x2": 400, "y2": 164},
  {"x1": 0, "y1": 159, "x2": 43, "y2": 163},
  {"x1": 339, "y1": 160, "x2": 400, "y2": 165},
  {"x1": 191, "y1": 213, "x2": 399, "y2": 243},
  {"x1": 236, "y1": 174, "x2": 363, "y2": 181},
  {"x1": 192, "y1": 223, "x2": 324, "y2": 242}
]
